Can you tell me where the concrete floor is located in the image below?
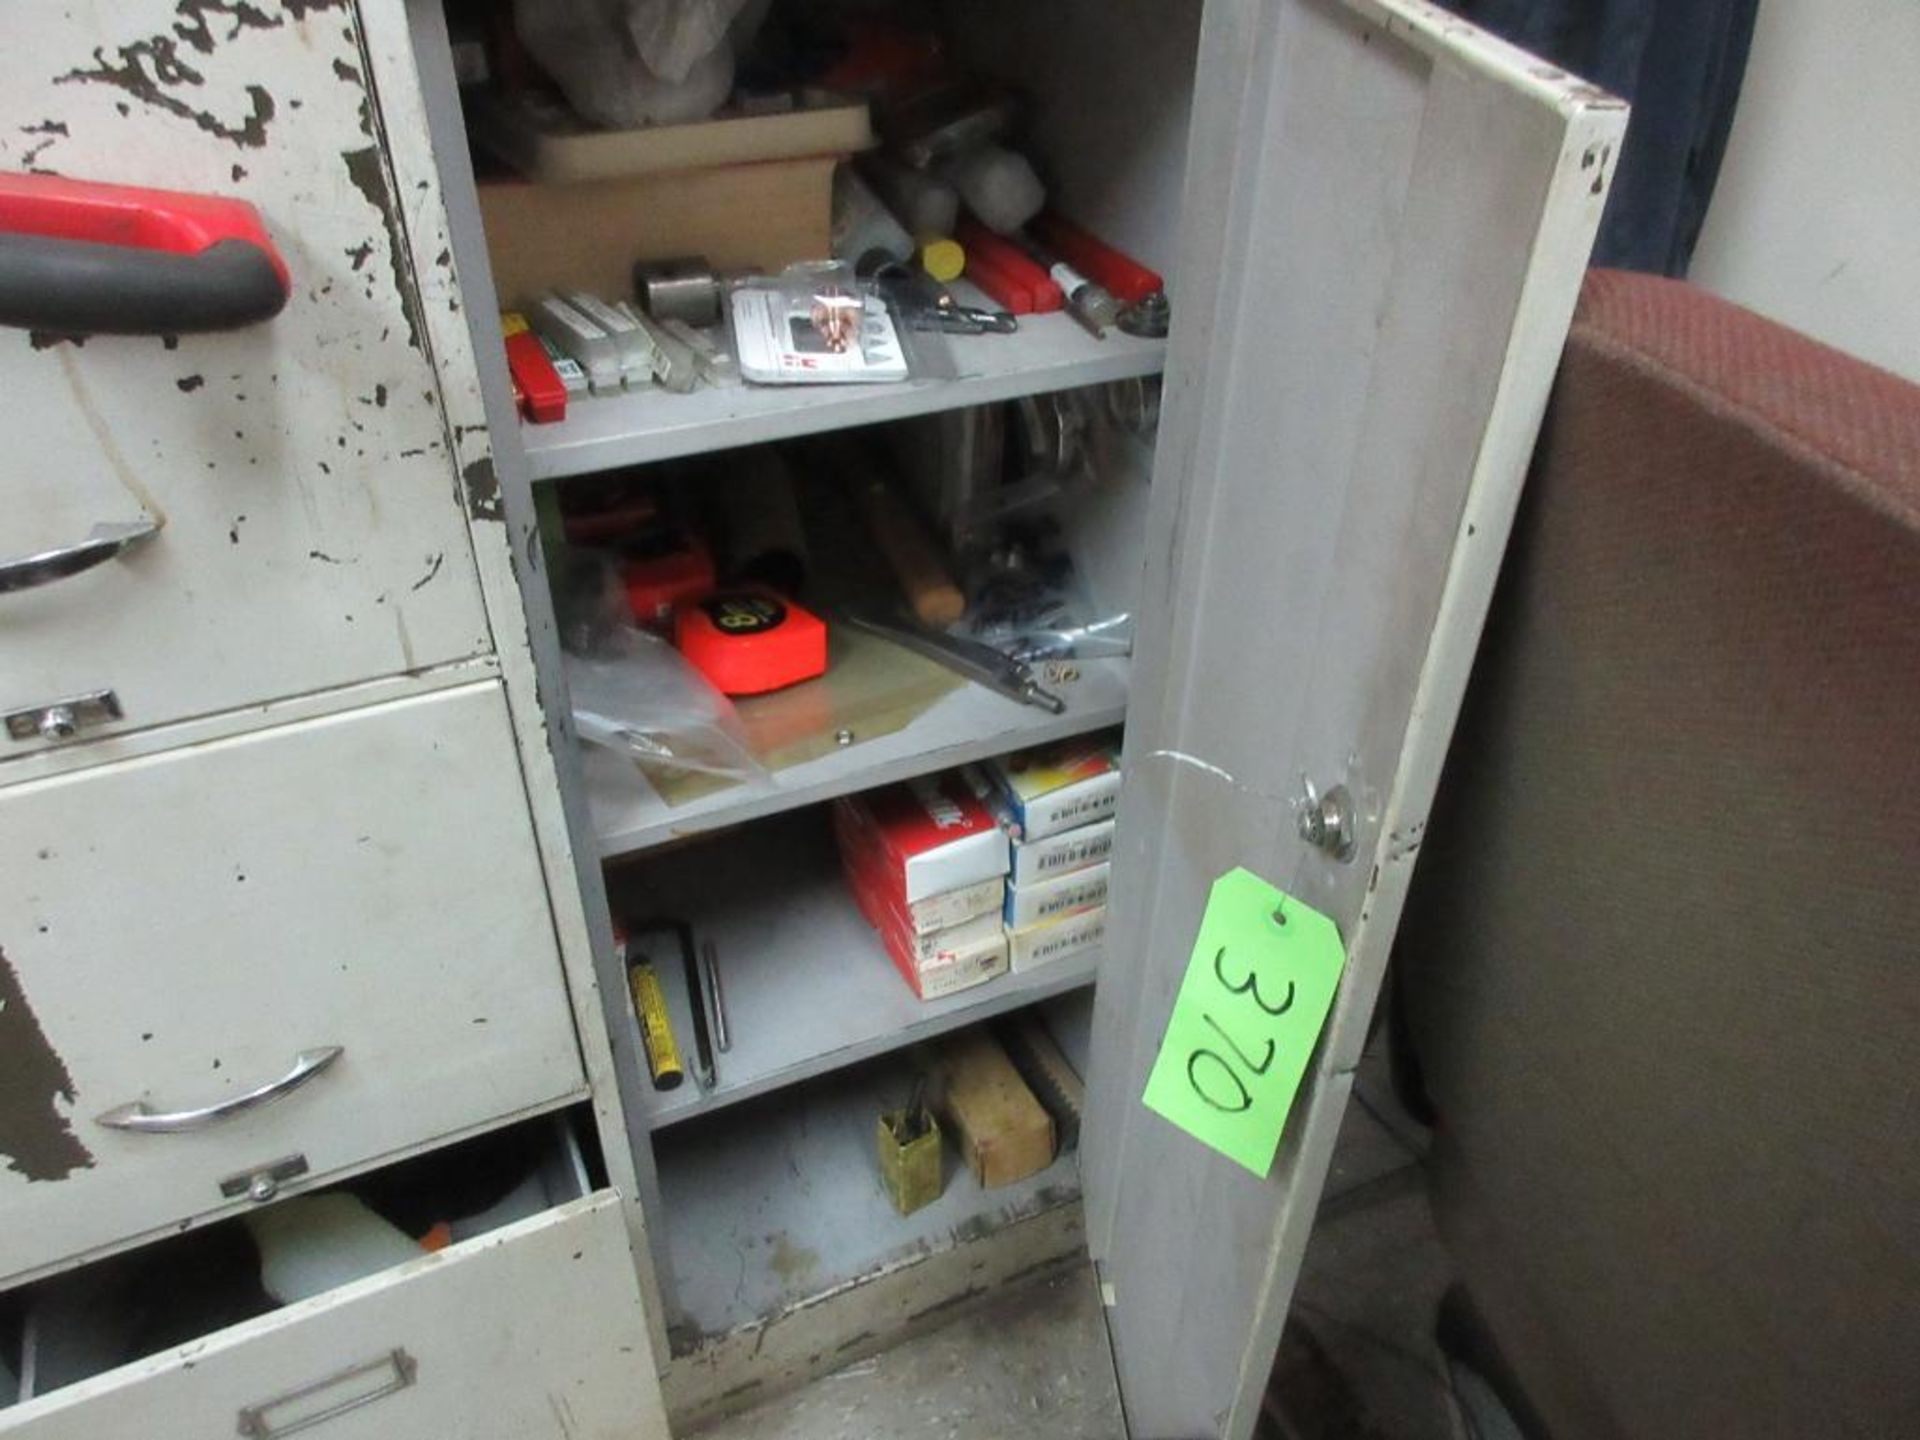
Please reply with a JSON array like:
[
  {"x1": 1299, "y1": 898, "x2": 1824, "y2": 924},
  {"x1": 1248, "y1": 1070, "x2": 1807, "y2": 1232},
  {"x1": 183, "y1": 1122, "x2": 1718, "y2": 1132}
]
[
  {"x1": 692, "y1": 1264, "x2": 1124, "y2": 1440},
  {"x1": 694, "y1": 1039, "x2": 1465, "y2": 1440}
]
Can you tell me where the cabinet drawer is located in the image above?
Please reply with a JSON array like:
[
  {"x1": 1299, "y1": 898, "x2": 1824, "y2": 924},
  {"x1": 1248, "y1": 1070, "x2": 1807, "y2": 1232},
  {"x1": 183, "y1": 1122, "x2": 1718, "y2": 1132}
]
[
  {"x1": 0, "y1": 681, "x2": 586, "y2": 1281},
  {"x1": 1, "y1": 1188, "x2": 662, "y2": 1440},
  {"x1": 0, "y1": 3, "x2": 490, "y2": 756}
]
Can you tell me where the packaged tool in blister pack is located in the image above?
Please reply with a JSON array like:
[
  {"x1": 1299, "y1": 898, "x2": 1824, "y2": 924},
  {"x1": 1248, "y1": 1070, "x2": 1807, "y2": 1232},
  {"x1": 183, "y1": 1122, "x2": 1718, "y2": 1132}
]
[{"x1": 728, "y1": 261, "x2": 913, "y2": 384}]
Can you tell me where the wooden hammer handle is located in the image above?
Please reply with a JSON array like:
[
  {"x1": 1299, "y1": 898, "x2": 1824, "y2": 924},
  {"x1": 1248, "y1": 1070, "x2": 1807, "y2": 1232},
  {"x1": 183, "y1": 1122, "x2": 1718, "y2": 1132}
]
[{"x1": 855, "y1": 479, "x2": 966, "y2": 627}]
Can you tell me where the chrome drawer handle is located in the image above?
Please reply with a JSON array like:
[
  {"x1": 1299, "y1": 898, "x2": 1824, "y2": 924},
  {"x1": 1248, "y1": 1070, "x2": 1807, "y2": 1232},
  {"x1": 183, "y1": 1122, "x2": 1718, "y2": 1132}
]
[
  {"x1": 95, "y1": 1046, "x2": 344, "y2": 1134},
  {"x1": 237, "y1": 1348, "x2": 418, "y2": 1437},
  {"x1": 0, "y1": 518, "x2": 159, "y2": 594}
]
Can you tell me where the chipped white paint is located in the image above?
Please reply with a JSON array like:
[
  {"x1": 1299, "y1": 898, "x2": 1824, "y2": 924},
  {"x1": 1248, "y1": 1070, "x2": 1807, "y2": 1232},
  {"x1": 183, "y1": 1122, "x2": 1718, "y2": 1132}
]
[
  {"x1": 0, "y1": 681, "x2": 586, "y2": 1284},
  {"x1": 357, "y1": 0, "x2": 675, "y2": 1374},
  {"x1": 0, "y1": 0, "x2": 490, "y2": 766},
  {"x1": 1, "y1": 7, "x2": 666, "y2": 1432},
  {"x1": 1, "y1": 1192, "x2": 665, "y2": 1439}
]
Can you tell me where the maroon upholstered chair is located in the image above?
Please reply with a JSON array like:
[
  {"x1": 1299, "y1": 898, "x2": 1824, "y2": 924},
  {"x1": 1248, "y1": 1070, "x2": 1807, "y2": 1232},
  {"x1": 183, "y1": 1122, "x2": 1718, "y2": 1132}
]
[{"x1": 1396, "y1": 270, "x2": 1920, "y2": 1440}]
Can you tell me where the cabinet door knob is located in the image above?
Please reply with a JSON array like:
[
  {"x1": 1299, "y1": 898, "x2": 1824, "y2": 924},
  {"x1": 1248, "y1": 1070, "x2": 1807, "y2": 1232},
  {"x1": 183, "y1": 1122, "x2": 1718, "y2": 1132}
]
[
  {"x1": 1297, "y1": 777, "x2": 1358, "y2": 862},
  {"x1": 95, "y1": 1047, "x2": 345, "y2": 1134}
]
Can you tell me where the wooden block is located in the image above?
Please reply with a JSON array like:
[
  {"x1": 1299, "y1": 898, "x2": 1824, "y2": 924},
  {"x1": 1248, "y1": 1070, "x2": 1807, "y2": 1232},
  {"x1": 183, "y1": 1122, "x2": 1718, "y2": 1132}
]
[
  {"x1": 999, "y1": 1015, "x2": 1086, "y2": 1152},
  {"x1": 935, "y1": 1031, "x2": 1056, "y2": 1189}
]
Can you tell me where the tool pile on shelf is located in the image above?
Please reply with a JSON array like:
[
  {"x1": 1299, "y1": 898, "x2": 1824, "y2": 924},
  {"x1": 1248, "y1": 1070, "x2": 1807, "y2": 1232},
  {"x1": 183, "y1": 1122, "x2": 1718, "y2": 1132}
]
[
  {"x1": 550, "y1": 399, "x2": 1139, "y2": 821},
  {"x1": 460, "y1": 8, "x2": 1170, "y2": 424}
]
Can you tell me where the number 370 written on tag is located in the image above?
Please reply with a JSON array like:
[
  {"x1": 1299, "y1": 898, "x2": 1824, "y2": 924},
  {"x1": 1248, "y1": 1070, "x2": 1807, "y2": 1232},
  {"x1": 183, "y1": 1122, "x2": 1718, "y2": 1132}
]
[{"x1": 1141, "y1": 868, "x2": 1346, "y2": 1177}]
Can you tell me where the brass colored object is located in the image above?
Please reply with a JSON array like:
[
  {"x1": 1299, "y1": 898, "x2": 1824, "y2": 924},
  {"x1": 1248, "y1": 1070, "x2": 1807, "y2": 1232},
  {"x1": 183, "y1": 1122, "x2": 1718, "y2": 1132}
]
[{"x1": 876, "y1": 1106, "x2": 943, "y2": 1216}]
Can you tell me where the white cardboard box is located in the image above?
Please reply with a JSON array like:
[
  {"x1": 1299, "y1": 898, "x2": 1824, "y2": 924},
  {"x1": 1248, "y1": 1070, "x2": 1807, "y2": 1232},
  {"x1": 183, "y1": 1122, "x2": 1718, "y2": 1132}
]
[
  {"x1": 1005, "y1": 861, "x2": 1111, "y2": 930},
  {"x1": 1009, "y1": 819, "x2": 1116, "y2": 888},
  {"x1": 1008, "y1": 906, "x2": 1107, "y2": 972},
  {"x1": 913, "y1": 928, "x2": 1011, "y2": 999}
]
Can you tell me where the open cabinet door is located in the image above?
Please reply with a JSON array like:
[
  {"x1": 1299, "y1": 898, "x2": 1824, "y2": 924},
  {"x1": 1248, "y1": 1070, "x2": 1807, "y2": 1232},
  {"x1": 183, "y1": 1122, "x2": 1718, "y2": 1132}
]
[{"x1": 1083, "y1": 3, "x2": 1626, "y2": 1436}]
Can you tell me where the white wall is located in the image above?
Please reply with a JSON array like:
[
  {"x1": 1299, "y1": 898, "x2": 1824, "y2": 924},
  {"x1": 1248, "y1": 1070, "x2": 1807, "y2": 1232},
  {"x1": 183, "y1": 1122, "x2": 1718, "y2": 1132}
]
[{"x1": 1690, "y1": 0, "x2": 1920, "y2": 382}]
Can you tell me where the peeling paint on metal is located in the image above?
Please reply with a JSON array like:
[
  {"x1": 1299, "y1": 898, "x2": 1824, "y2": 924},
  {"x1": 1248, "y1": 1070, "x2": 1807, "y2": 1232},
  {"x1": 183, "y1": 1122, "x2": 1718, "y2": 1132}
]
[
  {"x1": 340, "y1": 145, "x2": 424, "y2": 351},
  {"x1": 58, "y1": 13, "x2": 280, "y2": 150},
  {"x1": 0, "y1": 946, "x2": 95, "y2": 1182},
  {"x1": 463, "y1": 456, "x2": 503, "y2": 522}
]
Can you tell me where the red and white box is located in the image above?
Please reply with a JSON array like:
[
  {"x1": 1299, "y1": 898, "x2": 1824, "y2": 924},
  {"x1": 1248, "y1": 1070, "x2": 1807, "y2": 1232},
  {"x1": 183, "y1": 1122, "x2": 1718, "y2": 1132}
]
[
  {"x1": 834, "y1": 776, "x2": 1014, "y2": 999},
  {"x1": 832, "y1": 774, "x2": 1009, "y2": 903},
  {"x1": 833, "y1": 802, "x2": 1005, "y2": 933},
  {"x1": 841, "y1": 837, "x2": 1010, "y2": 999}
]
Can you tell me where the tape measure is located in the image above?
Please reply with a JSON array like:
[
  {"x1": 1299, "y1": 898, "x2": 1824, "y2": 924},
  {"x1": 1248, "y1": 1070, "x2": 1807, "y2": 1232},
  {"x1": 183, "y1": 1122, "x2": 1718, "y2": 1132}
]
[
  {"x1": 628, "y1": 960, "x2": 684, "y2": 1091},
  {"x1": 674, "y1": 589, "x2": 827, "y2": 695}
]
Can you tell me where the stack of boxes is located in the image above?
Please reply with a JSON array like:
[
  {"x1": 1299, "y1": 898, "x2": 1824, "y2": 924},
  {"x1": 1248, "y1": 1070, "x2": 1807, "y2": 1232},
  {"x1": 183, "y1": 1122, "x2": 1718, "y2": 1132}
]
[
  {"x1": 973, "y1": 734, "x2": 1119, "y2": 971},
  {"x1": 834, "y1": 732, "x2": 1121, "y2": 999},
  {"x1": 832, "y1": 772, "x2": 1011, "y2": 1000}
]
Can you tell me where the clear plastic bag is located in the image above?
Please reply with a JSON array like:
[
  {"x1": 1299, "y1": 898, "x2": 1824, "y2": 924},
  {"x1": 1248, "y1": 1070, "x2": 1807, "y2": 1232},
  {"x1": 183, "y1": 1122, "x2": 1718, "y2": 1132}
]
[
  {"x1": 512, "y1": 0, "x2": 737, "y2": 129},
  {"x1": 556, "y1": 547, "x2": 767, "y2": 787},
  {"x1": 623, "y1": 0, "x2": 752, "y2": 85},
  {"x1": 958, "y1": 521, "x2": 1134, "y2": 663},
  {"x1": 566, "y1": 623, "x2": 768, "y2": 785}
]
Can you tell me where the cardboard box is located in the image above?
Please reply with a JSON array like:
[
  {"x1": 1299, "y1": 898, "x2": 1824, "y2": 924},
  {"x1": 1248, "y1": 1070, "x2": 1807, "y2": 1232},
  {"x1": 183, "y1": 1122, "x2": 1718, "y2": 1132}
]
[
  {"x1": 477, "y1": 156, "x2": 834, "y2": 309},
  {"x1": 897, "y1": 909, "x2": 1002, "y2": 964},
  {"x1": 834, "y1": 775, "x2": 1009, "y2": 903},
  {"x1": 1008, "y1": 905, "x2": 1106, "y2": 972},
  {"x1": 840, "y1": 845, "x2": 1009, "y2": 998},
  {"x1": 936, "y1": 1031, "x2": 1056, "y2": 1189},
  {"x1": 897, "y1": 875, "x2": 1006, "y2": 934},
  {"x1": 471, "y1": 90, "x2": 873, "y2": 184},
  {"x1": 879, "y1": 920, "x2": 1008, "y2": 1000},
  {"x1": 834, "y1": 802, "x2": 1005, "y2": 934},
  {"x1": 999, "y1": 1016, "x2": 1086, "y2": 1152},
  {"x1": 1009, "y1": 818, "x2": 1116, "y2": 888},
  {"x1": 985, "y1": 735, "x2": 1123, "y2": 841},
  {"x1": 1005, "y1": 861, "x2": 1110, "y2": 929}
]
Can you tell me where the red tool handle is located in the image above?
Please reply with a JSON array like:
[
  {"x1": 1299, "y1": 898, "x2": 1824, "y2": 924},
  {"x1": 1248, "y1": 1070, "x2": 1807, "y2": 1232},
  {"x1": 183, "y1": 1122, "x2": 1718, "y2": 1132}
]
[
  {"x1": 957, "y1": 218, "x2": 1062, "y2": 315},
  {"x1": 504, "y1": 330, "x2": 568, "y2": 423},
  {"x1": 1029, "y1": 212, "x2": 1164, "y2": 305},
  {"x1": 0, "y1": 171, "x2": 289, "y2": 334}
]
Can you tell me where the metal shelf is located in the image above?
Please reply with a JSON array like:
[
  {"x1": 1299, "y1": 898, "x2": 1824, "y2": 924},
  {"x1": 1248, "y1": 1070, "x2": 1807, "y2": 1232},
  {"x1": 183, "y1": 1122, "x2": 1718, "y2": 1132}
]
[
  {"x1": 654, "y1": 1045, "x2": 1084, "y2": 1338},
  {"x1": 608, "y1": 809, "x2": 1101, "y2": 1132},
  {"x1": 584, "y1": 656, "x2": 1128, "y2": 858},
  {"x1": 523, "y1": 312, "x2": 1165, "y2": 477}
]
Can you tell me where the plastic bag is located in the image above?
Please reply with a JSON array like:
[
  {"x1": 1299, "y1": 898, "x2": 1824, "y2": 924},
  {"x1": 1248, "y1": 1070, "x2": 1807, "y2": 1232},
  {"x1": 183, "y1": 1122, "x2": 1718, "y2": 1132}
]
[
  {"x1": 553, "y1": 546, "x2": 766, "y2": 785},
  {"x1": 512, "y1": 0, "x2": 735, "y2": 129},
  {"x1": 566, "y1": 623, "x2": 769, "y2": 785},
  {"x1": 623, "y1": 0, "x2": 752, "y2": 84},
  {"x1": 959, "y1": 522, "x2": 1133, "y2": 662}
]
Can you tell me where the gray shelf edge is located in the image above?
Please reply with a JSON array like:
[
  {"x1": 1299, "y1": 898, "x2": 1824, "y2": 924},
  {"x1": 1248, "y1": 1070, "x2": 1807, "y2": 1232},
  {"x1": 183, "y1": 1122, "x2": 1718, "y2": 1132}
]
[
  {"x1": 644, "y1": 951, "x2": 1102, "y2": 1132},
  {"x1": 525, "y1": 345, "x2": 1167, "y2": 478},
  {"x1": 594, "y1": 696, "x2": 1130, "y2": 861}
]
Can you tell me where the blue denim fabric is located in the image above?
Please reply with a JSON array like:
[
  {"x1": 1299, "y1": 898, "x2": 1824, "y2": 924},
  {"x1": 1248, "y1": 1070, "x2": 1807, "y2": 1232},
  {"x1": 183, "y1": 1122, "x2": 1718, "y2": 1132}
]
[{"x1": 1445, "y1": 0, "x2": 1759, "y2": 275}]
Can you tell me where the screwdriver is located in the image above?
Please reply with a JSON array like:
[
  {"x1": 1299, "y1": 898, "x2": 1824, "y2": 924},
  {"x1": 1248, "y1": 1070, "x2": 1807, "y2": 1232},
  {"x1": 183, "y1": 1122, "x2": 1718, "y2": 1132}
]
[{"x1": 1012, "y1": 232, "x2": 1120, "y2": 339}]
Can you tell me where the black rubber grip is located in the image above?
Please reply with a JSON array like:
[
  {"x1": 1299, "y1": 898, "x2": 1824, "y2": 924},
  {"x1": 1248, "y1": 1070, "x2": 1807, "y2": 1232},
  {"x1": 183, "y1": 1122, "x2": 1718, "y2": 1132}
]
[{"x1": 0, "y1": 233, "x2": 288, "y2": 335}]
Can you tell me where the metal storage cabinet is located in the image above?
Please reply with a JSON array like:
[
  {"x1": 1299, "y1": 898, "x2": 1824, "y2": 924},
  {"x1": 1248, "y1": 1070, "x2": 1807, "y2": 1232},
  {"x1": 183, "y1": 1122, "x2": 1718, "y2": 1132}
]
[
  {"x1": 0, "y1": 2, "x2": 668, "y2": 1435},
  {"x1": 0, "y1": 1, "x2": 1623, "y2": 1436}
]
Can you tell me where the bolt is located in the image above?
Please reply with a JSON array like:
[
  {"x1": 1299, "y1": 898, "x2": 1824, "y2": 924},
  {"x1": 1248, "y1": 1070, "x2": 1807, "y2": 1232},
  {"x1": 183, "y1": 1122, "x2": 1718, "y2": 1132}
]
[
  {"x1": 835, "y1": 728, "x2": 855, "y2": 747},
  {"x1": 248, "y1": 1173, "x2": 278, "y2": 1203},
  {"x1": 38, "y1": 706, "x2": 78, "y2": 742}
]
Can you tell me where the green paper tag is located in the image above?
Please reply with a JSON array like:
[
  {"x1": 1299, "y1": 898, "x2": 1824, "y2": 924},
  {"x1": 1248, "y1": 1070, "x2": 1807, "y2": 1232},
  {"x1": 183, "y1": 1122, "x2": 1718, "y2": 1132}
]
[{"x1": 1141, "y1": 868, "x2": 1346, "y2": 1177}]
